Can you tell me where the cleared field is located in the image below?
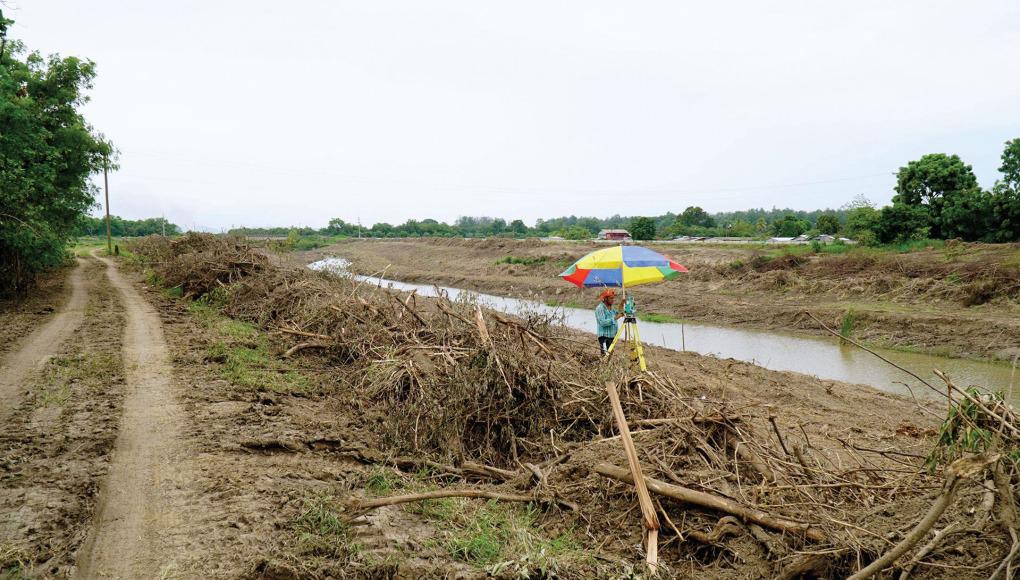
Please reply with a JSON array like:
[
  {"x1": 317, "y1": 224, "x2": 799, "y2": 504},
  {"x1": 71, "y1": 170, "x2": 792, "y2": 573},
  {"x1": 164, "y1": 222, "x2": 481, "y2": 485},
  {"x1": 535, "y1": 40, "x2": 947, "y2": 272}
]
[{"x1": 1, "y1": 235, "x2": 1015, "y2": 578}]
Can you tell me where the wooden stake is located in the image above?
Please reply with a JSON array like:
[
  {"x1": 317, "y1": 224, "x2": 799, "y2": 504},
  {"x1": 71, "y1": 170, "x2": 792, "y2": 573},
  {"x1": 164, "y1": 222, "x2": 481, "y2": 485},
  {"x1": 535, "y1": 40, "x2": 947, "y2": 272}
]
[
  {"x1": 475, "y1": 305, "x2": 491, "y2": 345},
  {"x1": 606, "y1": 381, "x2": 660, "y2": 572}
]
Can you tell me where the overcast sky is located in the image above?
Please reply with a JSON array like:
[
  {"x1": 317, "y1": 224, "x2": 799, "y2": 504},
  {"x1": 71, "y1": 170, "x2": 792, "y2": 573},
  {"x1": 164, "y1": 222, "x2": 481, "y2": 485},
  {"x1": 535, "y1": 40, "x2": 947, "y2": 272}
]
[{"x1": 11, "y1": 1, "x2": 1020, "y2": 230}]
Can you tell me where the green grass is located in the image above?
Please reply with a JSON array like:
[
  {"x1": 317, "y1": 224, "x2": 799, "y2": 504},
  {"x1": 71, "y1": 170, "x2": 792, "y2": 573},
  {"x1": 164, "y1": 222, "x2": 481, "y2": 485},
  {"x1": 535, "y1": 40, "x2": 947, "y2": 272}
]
[
  {"x1": 292, "y1": 497, "x2": 359, "y2": 561},
  {"x1": 37, "y1": 353, "x2": 118, "y2": 407},
  {"x1": 495, "y1": 255, "x2": 547, "y2": 266},
  {"x1": 205, "y1": 340, "x2": 309, "y2": 393},
  {"x1": 407, "y1": 495, "x2": 583, "y2": 573},
  {"x1": 189, "y1": 302, "x2": 309, "y2": 393},
  {"x1": 637, "y1": 311, "x2": 683, "y2": 324},
  {"x1": 839, "y1": 310, "x2": 856, "y2": 339},
  {"x1": 365, "y1": 468, "x2": 403, "y2": 497}
]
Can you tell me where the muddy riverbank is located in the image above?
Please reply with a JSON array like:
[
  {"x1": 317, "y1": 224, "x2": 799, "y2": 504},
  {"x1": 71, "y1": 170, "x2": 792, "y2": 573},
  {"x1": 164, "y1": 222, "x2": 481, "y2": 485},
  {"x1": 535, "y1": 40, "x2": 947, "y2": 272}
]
[{"x1": 310, "y1": 238, "x2": 1020, "y2": 363}]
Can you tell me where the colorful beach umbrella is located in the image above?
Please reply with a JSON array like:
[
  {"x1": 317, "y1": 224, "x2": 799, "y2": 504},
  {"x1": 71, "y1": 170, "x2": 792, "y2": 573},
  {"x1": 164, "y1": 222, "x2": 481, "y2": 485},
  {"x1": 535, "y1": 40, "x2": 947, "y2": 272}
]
[{"x1": 559, "y1": 245, "x2": 688, "y2": 288}]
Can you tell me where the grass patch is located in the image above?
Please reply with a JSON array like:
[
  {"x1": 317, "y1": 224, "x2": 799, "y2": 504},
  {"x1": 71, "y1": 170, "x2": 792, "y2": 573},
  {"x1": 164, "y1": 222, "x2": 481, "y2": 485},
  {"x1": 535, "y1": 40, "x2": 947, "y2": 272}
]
[
  {"x1": 189, "y1": 302, "x2": 257, "y2": 340},
  {"x1": 37, "y1": 353, "x2": 118, "y2": 407},
  {"x1": 205, "y1": 340, "x2": 309, "y2": 393},
  {"x1": 495, "y1": 255, "x2": 547, "y2": 266},
  {"x1": 637, "y1": 311, "x2": 682, "y2": 324},
  {"x1": 190, "y1": 302, "x2": 308, "y2": 393},
  {"x1": 292, "y1": 497, "x2": 359, "y2": 561},
  {"x1": 365, "y1": 468, "x2": 404, "y2": 497},
  {"x1": 410, "y1": 496, "x2": 583, "y2": 573},
  {"x1": 839, "y1": 310, "x2": 856, "y2": 339}
]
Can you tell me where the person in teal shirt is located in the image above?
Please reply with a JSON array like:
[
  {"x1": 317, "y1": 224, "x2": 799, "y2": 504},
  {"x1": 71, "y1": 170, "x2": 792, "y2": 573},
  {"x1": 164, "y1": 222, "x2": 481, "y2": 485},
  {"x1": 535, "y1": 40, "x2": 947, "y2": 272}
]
[{"x1": 595, "y1": 289, "x2": 624, "y2": 354}]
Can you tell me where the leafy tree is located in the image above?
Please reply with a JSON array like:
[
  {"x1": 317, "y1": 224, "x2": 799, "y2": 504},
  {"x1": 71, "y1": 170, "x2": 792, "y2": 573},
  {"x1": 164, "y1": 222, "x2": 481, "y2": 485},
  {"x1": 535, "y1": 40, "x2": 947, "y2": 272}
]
[
  {"x1": 844, "y1": 206, "x2": 880, "y2": 239},
  {"x1": 728, "y1": 219, "x2": 755, "y2": 237},
  {"x1": 1, "y1": 18, "x2": 113, "y2": 293},
  {"x1": 987, "y1": 138, "x2": 1020, "y2": 241},
  {"x1": 815, "y1": 213, "x2": 840, "y2": 235},
  {"x1": 559, "y1": 225, "x2": 591, "y2": 240},
  {"x1": 490, "y1": 218, "x2": 506, "y2": 235},
  {"x1": 940, "y1": 188, "x2": 993, "y2": 241},
  {"x1": 877, "y1": 203, "x2": 929, "y2": 243},
  {"x1": 892, "y1": 153, "x2": 978, "y2": 238},
  {"x1": 999, "y1": 138, "x2": 1020, "y2": 189},
  {"x1": 509, "y1": 219, "x2": 528, "y2": 236},
  {"x1": 771, "y1": 215, "x2": 810, "y2": 237},
  {"x1": 679, "y1": 206, "x2": 716, "y2": 228},
  {"x1": 629, "y1": 217, "x2": 656, "y2": 240}
]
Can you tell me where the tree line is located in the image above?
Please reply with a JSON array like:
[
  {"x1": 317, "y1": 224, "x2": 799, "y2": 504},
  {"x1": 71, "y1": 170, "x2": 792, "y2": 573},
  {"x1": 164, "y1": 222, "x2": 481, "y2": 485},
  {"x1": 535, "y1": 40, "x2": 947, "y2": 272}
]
[
  {"x1": 237, "y1": 140, "x2": 1020, "y2": 245},
  {"x1": 74, "y1": 215, "x2": 181, "y2": 238}
]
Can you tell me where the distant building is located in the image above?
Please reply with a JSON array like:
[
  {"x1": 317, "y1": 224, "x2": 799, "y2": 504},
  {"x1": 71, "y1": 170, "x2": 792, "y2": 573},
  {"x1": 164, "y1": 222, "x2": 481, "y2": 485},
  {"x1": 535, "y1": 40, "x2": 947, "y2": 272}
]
[
  {"x1": 598, "y1": 229, "x2": 632, "y2": 241},
  {"x1": 814, "y1": 234, "x2": 836, "y2": 243}
]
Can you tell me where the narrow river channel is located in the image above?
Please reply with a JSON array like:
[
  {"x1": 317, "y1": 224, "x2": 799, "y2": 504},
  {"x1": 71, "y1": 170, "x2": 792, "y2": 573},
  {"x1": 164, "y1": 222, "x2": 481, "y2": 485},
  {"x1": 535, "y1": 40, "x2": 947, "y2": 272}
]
[{"x1": 309, "y1": 257, "x2": 1018, "y2": 404}]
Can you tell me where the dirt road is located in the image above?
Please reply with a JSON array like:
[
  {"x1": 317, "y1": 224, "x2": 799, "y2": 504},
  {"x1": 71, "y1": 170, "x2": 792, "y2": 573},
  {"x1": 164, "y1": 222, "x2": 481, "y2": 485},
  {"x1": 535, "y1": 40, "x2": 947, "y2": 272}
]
[
  {"x1": 0, "y1": 259, "x2": 88, "y2": 417},
  {"x1": 75, "y1": 253, "x2": 185, "y2": 578}
]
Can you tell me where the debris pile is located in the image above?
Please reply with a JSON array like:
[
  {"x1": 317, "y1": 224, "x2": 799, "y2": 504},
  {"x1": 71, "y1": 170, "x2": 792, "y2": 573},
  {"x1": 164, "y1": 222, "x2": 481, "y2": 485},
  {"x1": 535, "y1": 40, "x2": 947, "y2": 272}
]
[{"x1": 132, "y1": 233, "x2": 1020, "y2": 578}]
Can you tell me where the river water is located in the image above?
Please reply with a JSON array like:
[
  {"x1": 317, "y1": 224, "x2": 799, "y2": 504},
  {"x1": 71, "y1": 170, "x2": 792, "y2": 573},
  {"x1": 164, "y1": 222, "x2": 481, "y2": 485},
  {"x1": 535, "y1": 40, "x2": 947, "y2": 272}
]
[{"x1": 309, "y1": 257, "x2": 1018, "y2": 404}]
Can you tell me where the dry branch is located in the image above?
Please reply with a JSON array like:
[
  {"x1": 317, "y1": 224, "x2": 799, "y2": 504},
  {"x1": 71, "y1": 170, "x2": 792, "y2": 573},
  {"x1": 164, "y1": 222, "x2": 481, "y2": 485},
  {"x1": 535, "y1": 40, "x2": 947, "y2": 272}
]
[
  {"x1": 847, "y1": 454, "x2": 998, "y2": 580},
  {"x1": 594, "y1": 462, "x2": 826, "y2": 541}
]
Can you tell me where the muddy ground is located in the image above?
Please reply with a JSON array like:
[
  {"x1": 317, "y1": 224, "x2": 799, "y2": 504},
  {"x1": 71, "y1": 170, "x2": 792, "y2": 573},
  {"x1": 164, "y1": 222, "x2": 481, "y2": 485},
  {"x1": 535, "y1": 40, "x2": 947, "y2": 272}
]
[
  {"x1": 0, "y1": 239, "x2": 1014, "y2": 578},
  {"x1": 0, "y1": 267, "x2": 73, "y2": 361},
  {"x1": 313, "y1": 238, "x2": 1020, "y2": 362}
]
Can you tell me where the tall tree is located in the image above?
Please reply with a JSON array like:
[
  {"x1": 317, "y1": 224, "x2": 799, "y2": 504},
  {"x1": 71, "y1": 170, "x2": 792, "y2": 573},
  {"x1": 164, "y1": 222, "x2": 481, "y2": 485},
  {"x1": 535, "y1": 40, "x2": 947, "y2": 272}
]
[
  {"x1": 988, "y1": 138, "x2": 1020, "y2": 241},
  {"x1": 0, "y1": 19, "x2": 112, "y2": 293},
  {"x1": 815, "y1": 214, "x2": 840, "y2": 235},
  {"x1": 892, "y1": 154, "x2": 978, "y2": 238},
  {"x1": 629, "y1": 217, "x2": 656, "y2": 240}
]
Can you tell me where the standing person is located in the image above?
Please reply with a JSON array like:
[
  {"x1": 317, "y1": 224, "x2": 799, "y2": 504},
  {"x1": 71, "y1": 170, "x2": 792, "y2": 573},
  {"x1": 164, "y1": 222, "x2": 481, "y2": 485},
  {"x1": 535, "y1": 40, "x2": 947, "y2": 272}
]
[{"x1": 595, "y1": 289, "x2": 624, "y2": 354}]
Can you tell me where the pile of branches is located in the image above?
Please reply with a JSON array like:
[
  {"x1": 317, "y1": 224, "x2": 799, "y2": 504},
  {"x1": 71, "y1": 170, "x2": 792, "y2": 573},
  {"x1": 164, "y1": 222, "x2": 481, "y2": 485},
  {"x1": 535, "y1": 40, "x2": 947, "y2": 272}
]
[
  {"x1": 130, "y1": 234, "x2": 1018, "y2": 578},
  {"x1": 133, "y1": 234, "x2": 679, "y2": 466},
  {"x1": 132, "y1": 233, "x2": 269, "y2": 298}
]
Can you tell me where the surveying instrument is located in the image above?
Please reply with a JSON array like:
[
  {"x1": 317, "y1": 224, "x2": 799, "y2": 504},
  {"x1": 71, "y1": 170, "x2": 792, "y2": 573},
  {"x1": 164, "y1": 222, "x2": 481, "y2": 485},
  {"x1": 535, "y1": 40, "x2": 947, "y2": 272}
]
[{"x1": 605, "y1": 294, "x2": 647, "y2": 371}]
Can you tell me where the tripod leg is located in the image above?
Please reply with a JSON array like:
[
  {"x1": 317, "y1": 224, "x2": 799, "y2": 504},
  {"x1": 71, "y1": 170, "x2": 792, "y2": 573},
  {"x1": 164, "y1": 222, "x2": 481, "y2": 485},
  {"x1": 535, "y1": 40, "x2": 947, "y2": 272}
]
[
  {"x1": 633, "y1": 322, "x2": 647, "y2": 371},
  {"x1": 624, "y1": 322, "x2": 640, "y2": 371}
]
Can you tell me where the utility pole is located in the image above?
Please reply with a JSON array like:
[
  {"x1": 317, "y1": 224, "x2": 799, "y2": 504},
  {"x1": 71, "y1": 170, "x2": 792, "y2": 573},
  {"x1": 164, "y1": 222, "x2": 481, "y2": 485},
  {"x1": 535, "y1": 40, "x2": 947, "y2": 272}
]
[
  {"x1": 104, "y1": 162, "x2": 112, "y2": 255},
  {"x1": 357, "y1": 217, "x2": 362, "y2": 239}
]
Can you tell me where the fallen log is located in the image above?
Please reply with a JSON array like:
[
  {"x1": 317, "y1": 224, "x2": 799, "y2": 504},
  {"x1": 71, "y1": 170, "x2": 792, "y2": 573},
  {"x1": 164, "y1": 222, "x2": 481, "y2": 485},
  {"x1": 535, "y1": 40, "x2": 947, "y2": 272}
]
[
  {"x1": 282, "y1": 342, "x2": 327, "y2": 358},
  {"x1": 594, "y1": 462, "x2": 825, "y2": 542}
]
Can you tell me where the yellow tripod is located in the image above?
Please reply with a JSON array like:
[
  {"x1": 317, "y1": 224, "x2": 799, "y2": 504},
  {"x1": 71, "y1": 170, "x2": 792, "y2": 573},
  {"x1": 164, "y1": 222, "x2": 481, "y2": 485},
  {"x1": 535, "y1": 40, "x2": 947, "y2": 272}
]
[{"x1": 606, "y1": 315, "x2": 647, "y2": 371}]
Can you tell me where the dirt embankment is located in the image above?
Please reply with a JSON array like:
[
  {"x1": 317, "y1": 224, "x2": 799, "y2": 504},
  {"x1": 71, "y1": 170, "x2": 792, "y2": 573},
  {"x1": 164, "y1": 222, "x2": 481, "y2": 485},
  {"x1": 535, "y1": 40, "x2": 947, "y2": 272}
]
[
  {"x1": 112, "y1": 234, "x2": 1013, "y2": 579},
  {"x1": 316, "y1": 238, "x2": 1020, "y2": 362}
]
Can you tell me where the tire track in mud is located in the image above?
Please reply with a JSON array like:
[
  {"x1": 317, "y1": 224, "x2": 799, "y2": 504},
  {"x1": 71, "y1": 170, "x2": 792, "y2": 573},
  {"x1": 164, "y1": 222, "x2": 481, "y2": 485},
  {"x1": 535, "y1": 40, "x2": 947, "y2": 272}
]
[
  {"x1": 0, "y1": 259, "x2": 88, "y2": 417},
  {"x1": 75, "y1": 254, "x2": 185, "y2": 579}
]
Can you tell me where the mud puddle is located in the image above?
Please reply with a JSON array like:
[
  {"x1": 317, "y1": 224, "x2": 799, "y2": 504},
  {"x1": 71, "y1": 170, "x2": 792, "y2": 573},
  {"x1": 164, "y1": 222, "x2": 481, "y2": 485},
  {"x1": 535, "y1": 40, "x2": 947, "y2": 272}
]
[{"x1": 310, "y1": 257, "x2": 1018, "y2": 404}]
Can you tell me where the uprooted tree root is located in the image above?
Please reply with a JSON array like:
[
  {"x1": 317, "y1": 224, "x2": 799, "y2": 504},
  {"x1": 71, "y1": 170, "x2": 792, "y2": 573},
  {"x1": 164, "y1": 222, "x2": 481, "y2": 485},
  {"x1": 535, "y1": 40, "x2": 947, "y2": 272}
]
[{"x1": 131, "y1": 233, "x2": 1020, "y2": 578}]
